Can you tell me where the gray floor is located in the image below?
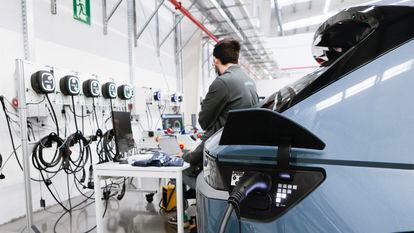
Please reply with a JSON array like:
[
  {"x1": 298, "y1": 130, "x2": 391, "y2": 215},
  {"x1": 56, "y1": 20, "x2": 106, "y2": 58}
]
[{"x1": 0, "y1": 191, "x2": 191, "y2": 233}]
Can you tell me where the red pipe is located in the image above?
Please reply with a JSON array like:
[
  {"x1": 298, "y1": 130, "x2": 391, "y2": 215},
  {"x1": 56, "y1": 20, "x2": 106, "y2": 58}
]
[
  {"x1": 169, "y1": 0, "x2": 262, "y2": 79},
  {"x1": 169, "y1": 0, "x2": 219, "y2": 43}
]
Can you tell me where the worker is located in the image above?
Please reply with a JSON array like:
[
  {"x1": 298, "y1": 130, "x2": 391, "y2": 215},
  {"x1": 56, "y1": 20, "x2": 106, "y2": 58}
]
[{"x1": 169, "y1": 37, "x2": 259, "y2": 227}]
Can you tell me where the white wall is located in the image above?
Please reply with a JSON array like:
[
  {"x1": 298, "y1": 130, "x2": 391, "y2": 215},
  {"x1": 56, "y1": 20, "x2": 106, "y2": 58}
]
[
  {"x1": 256, "y1": 76, "x2": 303, "y2": 97},
  {"x1": 0, "y1": 0, "x2": 190, "y2": 224},
  {"x1": 264, "y1": 32, "x2": 318, "y2": 78},
  {"x1": 255, "y1": 33, "x2": 319, "y2": 97}
]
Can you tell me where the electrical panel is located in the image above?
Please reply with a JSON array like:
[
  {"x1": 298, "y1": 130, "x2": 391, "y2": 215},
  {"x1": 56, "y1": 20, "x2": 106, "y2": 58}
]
[
  {"x1": 83, "y1": 79, "x2": 101, "y2": 98},
  {"x1": 102, "y1": 82, "x2": 117, "y2": 99},
  {"x1": 118, "y1": 85, "x2": 133, "y2": 100},
  {"x1": 60, "y1": 75, "x2": 80, "y2": 96},
  {"x1": 31, "y1": 70, "x2": 55, "y2": 94}
]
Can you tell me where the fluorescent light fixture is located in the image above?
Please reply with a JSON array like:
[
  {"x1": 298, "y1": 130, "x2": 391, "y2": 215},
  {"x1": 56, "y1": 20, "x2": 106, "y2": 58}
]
[
  {"x1": 323, "y1": 0, "x2": 331, "y2": 14},
  {"x1": 282, "y1": 13, "x2": 335, "y2": 31},
  {"x1": 210, "y1": 0, "x2": 244, "y2": 40},
  {"x1": 381, "y1": 59, "x2": 414, "y2": 82},
  {"x1": 345, "y1": 75, "x2": 377, "y2": 98},
  {"x1": 278, "y1": 0, "x2": 312, "y2": 8},
  {"x1": 316, "y1": 92, "x2": 343, "y2": 111},
  {"x1": 356, "y1": 0, "x2": 382, "y2": 6}
]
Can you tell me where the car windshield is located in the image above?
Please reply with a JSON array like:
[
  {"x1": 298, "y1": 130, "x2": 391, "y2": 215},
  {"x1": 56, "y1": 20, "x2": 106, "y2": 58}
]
[{"x1": 260, "y1": 66, "x2": 327, "y2": 112}]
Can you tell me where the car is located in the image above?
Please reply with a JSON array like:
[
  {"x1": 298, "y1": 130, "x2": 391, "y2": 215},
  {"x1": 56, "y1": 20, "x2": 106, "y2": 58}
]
[{"x1": 196, "y1": 5, "x2": 414, "y2": 233}]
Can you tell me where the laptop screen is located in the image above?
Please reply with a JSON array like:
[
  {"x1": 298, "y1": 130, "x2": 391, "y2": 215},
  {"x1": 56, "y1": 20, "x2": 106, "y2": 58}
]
[{"x1": 158, "y1": 136, "x2": 182, "y2": 156}]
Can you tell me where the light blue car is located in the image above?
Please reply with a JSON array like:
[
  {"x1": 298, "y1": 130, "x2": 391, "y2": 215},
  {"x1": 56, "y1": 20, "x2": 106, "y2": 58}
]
[{"x1": 196, "y1": 5, "x2": 414, "y2": 233}]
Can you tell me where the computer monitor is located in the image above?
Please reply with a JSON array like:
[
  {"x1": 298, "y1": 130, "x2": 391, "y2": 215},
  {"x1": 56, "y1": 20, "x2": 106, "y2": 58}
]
[
  {"x1": 112, "y1": 111, "x2": 135, "y2": 159},
  {"x1": 162, "y1": 114, "x2": 184, "y2": 132}
]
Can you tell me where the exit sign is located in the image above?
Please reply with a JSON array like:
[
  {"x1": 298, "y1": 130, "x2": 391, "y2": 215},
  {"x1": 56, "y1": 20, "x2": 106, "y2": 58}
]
[{"x1": 73, "y1": 0, "x2": 91, "y2": 25}]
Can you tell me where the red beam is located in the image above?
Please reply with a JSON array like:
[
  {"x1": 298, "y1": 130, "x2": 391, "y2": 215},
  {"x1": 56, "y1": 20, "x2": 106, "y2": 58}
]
[
  {"x1": 169, "y1": 1, "x2": 263, "y2": 79},
  {"x1": 169, "y1": 0, "x2": 219, "y2": 43}
]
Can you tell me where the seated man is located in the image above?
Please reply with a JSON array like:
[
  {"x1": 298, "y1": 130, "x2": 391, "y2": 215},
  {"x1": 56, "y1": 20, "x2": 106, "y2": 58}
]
[{"x1": 169, "y1": 37, "x2": 259, "y2": 227}]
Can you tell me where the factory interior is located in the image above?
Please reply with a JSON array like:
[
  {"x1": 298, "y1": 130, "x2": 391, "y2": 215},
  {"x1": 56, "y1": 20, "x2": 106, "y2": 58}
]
[{"x1": 0, "y1": 0, "x2": 414, "y2": 232}]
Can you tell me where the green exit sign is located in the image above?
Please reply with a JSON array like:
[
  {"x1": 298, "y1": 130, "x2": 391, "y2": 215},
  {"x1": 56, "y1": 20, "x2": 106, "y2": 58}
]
[{"x1": 73, "y1": 0, "x2": 91, "y2": 25}]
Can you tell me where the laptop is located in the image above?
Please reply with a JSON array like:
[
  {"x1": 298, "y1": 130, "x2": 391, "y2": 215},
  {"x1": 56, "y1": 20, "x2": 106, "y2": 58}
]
[{"x1": 158, "y1": 136, "x2": 182, "y2": 156}]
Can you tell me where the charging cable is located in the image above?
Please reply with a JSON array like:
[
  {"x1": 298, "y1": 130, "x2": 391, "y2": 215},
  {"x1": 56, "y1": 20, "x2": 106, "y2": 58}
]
[{"x1": 218, "y1": 172, "x2": 271, "y2": 233}]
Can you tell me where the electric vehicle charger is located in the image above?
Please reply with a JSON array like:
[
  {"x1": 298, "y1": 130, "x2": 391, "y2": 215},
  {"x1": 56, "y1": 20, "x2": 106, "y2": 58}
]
[
  {"x1": 31, "y1": 70, "x2": 55, "y2": 94},
  {"x1": 102, "y1": 82, "x2": 117, "y2": 99},
  {"x1": 60, "y1": 75, "x2": 81, "y2": 96}
]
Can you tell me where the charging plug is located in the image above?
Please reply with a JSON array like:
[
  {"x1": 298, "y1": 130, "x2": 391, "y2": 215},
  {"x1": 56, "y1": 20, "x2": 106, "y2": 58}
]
[
  {"x1": 228, "y1": 172, "x2": 271, "y2": 213},
  {"x1": 40, "y1": 198, "x2": 45, "y2": 208},
  {"x1": 218, "y1": 172, "x2": 271, "y2": 233},
  {"x1": 103, "y1": 190, "x2": 111, "y2": 200},
  {"x1": 87, "y1": 165, "x2": 94, "y2": 189},
  {"x1": 117, "y1": 182, "x2": 126, "y2": 200},
  {"x1": 87, "y1": 181, "x2": 94, "y2": 189},
  {"x1": 80, "y1": 168, "x2": 86, "y2": 183},
  {"x1": 0, "y1": 173, "x2": 5, "y2": 179},
  {"x1": 90, "y1": 135, "x2": 98, "y2": 142},
  {"x1": 44, "y1": 179, "x2": 52, "y2": 186}
]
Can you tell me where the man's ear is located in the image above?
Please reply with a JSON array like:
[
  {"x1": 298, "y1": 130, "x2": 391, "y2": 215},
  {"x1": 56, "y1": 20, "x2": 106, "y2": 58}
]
[{"x1": 214, "y1": 57, "x2": 221, "y2": 66}]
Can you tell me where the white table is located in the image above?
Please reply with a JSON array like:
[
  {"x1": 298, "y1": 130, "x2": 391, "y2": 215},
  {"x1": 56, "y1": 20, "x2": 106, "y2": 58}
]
[{"x1": 93, "y1": 161, "x2": 190, "y2": 233}]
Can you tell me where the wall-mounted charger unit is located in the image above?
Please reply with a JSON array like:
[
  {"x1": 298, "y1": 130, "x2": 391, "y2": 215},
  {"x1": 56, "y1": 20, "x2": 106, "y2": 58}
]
[
  {"x1": 118, "y1": 85, "x2": 133, "y2": 100},
  {"x1": 60, "y1": 75, "x2": 80, "y2": 96},
  {"x1": 31, "y1": 70, "x2": 55, "y2": 94},
  {"x1": 171, "y1": 93, "x2": 183, "y2": 103},
  {"x1": 83, "y1": 79, "x2": 101, "y2": 97},
  {"x1": 102, "y1": 82, "x2": 117, "y2": 99},
  {"x1": 153, "y1": 91, "x2": 162, "y2": 101}
]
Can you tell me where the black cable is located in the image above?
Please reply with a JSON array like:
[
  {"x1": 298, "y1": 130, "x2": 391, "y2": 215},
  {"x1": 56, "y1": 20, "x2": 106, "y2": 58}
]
[
  {"x1": 0, "y1": 153, "x2": 4, "y2": 179},
  {"x1": 0, "y1": 96, "x2": 23, "y2": 170},
  {"x1": 155, "y1": 103, "x2": 166, "y2": 129},
  {"x1": 53, "y1": 199, "x2": 96, "y2": 233},
  {"x1": 67, "y1": 105, "x2": 92, "y2": 118},
  {"x1": 0, "y1": 143, "x2": 48, "y2": 182},
  {"x1": 73, "y1": 174, "x2": 94, "y2": 200},
  {"x1": 71, "y1": 96, "x2": 79, "y2": 132},
  {"x1": 39, "y1": 170, "x2": 69, "y2": 212},
  {"x1": 109, "y1": 98, "x2": 114, "y2": 114},
  {"x1": 92, "y1": 98, "x2": 100, "y2": 129},
  {"x1": 218, "y1": 173, "x2": 271, "y2": 233},
  {"x1": 81, "y1": 106, "x2": 85, "y2": 133},
  {"x1": 46, "y1": 94, "x2": 60, "y2": 136},
  {"x1": 26, "y1": 96, "x2": 46, "y2": 105},
  {"x1": 66, "y1": 174, "x2": 72, "y2": 212},
  {"x1": 32, "y1": 133, "x2": 64, "y2": 173}
]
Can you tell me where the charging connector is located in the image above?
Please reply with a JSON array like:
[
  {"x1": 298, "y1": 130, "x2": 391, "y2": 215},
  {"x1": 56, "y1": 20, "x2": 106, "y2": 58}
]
[
  {"x1": 40, "y1": 198, "x2": 46, "y2": 208},
  {"x1": 218, "y1": 172, "x2": 271, "y2": 233}
]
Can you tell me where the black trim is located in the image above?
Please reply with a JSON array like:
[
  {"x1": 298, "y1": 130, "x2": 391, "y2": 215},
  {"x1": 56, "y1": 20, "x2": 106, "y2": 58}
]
[
  {"x1": 294, "y1": 158, "x2": 414, "y2": 170},
  {"x1": 219, "y1": 109, "x2": 325, "y2": 150}
]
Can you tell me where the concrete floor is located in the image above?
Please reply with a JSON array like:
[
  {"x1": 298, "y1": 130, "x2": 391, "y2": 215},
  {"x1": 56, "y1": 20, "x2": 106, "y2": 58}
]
[{"x1": 0, "y1": 191, "x2": 191, "y2": 233}]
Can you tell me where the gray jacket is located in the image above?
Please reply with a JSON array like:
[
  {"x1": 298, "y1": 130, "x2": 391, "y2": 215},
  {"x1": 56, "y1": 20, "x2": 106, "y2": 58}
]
[{"x1": 198, "y1": 64, "x2": 259, "y2": 140}]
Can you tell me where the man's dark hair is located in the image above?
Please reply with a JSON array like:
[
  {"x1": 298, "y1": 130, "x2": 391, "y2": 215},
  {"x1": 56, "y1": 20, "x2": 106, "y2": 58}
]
[{"x1": 213, "y1": 38, "x2": 241, "y2": 65}]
